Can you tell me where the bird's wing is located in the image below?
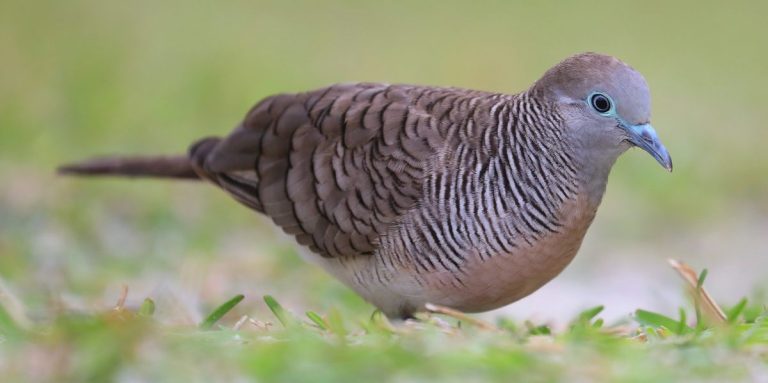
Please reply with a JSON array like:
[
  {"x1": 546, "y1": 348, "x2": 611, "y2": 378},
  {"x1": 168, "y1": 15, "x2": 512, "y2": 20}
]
[{"x1": 192, "y1": 83, "x2": 472, "y2": 258}]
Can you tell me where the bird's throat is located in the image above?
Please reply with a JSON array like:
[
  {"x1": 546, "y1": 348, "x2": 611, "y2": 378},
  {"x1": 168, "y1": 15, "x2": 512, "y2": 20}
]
[{"x1": 576, "y1": 147, "x2": 622, "y2": 209}]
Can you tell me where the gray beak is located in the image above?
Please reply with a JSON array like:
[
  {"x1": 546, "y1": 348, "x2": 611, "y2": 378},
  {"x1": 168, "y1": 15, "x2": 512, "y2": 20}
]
[{"x1": 625, "y1": 123, "x2": 673, "y2": 171}]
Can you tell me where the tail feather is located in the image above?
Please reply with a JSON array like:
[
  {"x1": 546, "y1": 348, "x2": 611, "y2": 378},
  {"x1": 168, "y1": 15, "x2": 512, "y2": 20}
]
[{"x1": 58, "y1": 155, "x2": 200, "y2": 180}]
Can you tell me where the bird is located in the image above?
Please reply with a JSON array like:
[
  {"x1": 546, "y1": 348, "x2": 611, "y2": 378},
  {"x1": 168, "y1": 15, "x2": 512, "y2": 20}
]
[{"x1": 59, "y1": 52, "x2": 672, "y2": 319}]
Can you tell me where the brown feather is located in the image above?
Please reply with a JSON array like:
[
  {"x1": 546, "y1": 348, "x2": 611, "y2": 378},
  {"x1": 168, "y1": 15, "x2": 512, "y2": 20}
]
[{"x1": 58, "y1": 155, "x2": 199, "y2": 179}]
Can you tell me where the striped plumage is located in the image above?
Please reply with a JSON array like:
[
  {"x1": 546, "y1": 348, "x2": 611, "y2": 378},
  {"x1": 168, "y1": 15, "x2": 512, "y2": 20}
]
[{"x1": 60, "y1": 53, "x2": 672, "y2": 318}]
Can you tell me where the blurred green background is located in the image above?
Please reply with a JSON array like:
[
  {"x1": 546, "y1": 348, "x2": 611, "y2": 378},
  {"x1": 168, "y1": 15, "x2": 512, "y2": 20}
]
[{"x1": 1, "y1": 0, "x2": 767, "y2": 331}]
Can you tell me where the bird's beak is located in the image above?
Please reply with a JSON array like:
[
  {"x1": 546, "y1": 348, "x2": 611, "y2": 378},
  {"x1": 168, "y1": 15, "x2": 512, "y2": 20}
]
[{"x1": 624, "y1": 123, "x2": 673, "y2": 171}]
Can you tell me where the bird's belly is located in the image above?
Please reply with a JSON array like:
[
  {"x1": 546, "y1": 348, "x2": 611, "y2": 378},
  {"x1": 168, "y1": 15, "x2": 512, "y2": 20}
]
[
  {"x1": 445, "y1": 194, "x2": 595, "y2": 312},
  {"x1": 442, "y1": 220, "x2": 591, "y2": 312},
  {"x1": 347, "y1": 193, "x2": 597, "y2": 317}
]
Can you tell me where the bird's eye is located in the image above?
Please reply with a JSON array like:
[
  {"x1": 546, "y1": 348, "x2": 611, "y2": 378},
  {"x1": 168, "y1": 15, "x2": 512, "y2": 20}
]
[{"x1": 589, "y1": 93, "x2": 612, "y2": 114}]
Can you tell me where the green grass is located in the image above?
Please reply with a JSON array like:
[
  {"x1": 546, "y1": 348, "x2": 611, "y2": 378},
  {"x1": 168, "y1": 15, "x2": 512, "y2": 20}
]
[{"x1": 0, "y1": 281, "x2": 766, "y2": 382}]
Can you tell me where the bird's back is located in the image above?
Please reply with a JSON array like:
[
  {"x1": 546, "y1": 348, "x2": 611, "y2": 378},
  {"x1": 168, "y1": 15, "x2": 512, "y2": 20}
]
[{"x1": 190, "y1": 83, "x2": 494, "y2": 258}]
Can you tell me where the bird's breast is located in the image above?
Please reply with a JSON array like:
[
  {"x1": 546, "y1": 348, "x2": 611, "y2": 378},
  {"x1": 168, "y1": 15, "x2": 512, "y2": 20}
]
[
  {"x1": 356, "y1": 190, "x2": 598, "y2": 316},
  {"x1": 448, "y1": 191, "x2": 598, "y2": 312}
]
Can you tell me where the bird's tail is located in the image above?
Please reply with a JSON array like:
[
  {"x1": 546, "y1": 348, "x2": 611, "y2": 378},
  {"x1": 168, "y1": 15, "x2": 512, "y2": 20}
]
[{"x1": 57, "y1": 155, "x2": 200, "y2": 180}]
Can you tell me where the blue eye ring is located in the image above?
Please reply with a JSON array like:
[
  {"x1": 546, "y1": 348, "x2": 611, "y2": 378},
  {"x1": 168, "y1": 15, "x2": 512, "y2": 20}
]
[{"x1": 588, "y1": 92, "x2": 614, "y2": 115}]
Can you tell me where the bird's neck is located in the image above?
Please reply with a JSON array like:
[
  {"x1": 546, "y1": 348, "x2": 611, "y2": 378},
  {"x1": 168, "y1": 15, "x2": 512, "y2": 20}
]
[
  {"x1": 567, "y1": 126, "x2": 627, "y2": 209},
  {"x1": 495, "y1": 95, "x2": 584, "y2": 219},
  {"x1": 513, "y1": 91, "x2": 623, "y2": 210},
  {"x1": 519, "y1": 92, "x2": 628, "y2": 210},
  {"x1": 574, "y1": 147, "x2": 619, "y2": 209}
]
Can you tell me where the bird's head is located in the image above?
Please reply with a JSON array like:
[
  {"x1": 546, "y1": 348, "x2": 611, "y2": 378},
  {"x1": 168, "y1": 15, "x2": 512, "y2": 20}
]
[{"x1": 531, "y1": 52, "x2": 672, "y2": 172}]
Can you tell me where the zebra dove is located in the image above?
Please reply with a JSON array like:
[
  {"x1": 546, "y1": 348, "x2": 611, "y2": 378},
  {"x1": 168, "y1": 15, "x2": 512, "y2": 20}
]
[{"x1": 59, "y1": 52, "x2": 672, "y2": 318}]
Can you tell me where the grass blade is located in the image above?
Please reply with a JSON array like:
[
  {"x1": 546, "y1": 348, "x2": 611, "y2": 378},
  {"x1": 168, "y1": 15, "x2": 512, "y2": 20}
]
[
  {"x1": 138, "y1": 298, "x2": 156, "y2": 317},
  {"x1": 577, "y1": 305, "x2": 605, "y2": 323},
  {"x1": 696, "y1": 268, "x2": 708, "y2": 290},
  {"x1": 668, "y1": 259, "x2": 726, "y2": 324},
  {"x1": 325, "y1": 308, "x2": 347, "y2": 337},
  {"x1": 525, "y1": 321, "x2": 552, "y2": 336},
  {"x1": 635, "y1": 309, "x2": 691, "y2": 334},
  {"x1": 726, "y1": 298, "x2": 748, "y2": 323},
  {"x1": 200, "y1": 294, "x2": 245, "y2": 330},
  {"x1": 306, "y1": 311, "x2": 327, "y2": 330},
  {"x1": 0, "y1": 302, "x2": 22, "y2": 340},
  {"x1": 677, "y1": 308, "x2": 688, "y2": 335},
  {"x1": 264, "y1": 295, "x2": 292, "y2": 327},
  {"x1": 425, "y1": 303, "x2": 498, "y2": 331}
]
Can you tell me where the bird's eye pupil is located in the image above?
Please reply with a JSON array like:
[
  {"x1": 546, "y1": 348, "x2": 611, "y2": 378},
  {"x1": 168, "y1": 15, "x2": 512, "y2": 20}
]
[{"x1": 590, "y1": 94, "x2": 611, "y2": 113}]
